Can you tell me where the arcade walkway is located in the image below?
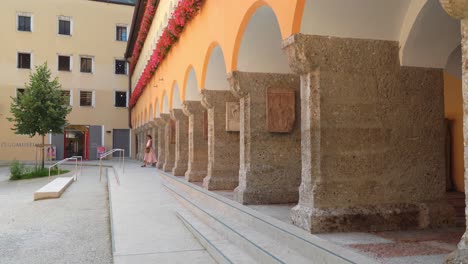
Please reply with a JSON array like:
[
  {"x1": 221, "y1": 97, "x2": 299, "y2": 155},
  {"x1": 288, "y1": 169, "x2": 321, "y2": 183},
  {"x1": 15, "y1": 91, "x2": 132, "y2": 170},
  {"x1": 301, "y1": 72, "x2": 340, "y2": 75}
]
[{"x1": 107, "y1": 162, "x2": 215, "y2": 264}]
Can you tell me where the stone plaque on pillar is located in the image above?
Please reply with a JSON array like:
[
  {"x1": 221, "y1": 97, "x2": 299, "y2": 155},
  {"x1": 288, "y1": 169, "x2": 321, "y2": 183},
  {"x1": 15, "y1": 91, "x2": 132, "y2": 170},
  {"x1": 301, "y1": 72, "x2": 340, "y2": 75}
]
[
  {"x1": 226, "y1": 102, "x2": 240, "y2": 132},
  {"x1": 266, "y1": 88, "x2": 295, "y2": 133},
  {"x1": 170, "y1": 119, "x2": 176, "y2": 144}
]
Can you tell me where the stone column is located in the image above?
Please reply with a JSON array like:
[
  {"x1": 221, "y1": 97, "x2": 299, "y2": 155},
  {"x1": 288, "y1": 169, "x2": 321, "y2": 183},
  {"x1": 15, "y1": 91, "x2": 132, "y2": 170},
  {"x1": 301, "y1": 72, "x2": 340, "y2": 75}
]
[
  {"x1": 151, "y1": 121, "x2": 159, "y2": 159},
  {"x1": 228, "y1": 72, "x2": 301, "y2": 204},
  {"x1": 155, "y1": 117, "x2": 166, "y2": 169},
  {"x1": 183, "y1": 101, "x2": 208, "y2": 182},
  {"x1": 138, "y1": 129, "x2": 144, "y2": 161},
  {"x1": 283, "y1": 34, "x2": 454, "y2": 233},
  {"x1": 134, "y1": 127, "x2": 140, "y2": 160},
  {"x1": 161, "y1": 113, "x2": 175, "y2": 172},
  {"x1": 201, "y1": 90, "x2": 240, "y2": 190},
  {"x1": 171, "y1": 109, "x2": 189, "y2": 176},
  {"x1": 439, "y1": 1, "x2": 468, "y2": 262}
]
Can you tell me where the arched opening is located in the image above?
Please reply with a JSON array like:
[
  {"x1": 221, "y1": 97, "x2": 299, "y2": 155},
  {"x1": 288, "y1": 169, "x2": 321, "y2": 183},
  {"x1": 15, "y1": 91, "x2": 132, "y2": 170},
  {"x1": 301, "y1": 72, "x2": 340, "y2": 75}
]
[
  {"x1": 171, "y1": 82, "x2": 183, "y2": 109},
  {"x1": 149, "y1": 104, "x2": 154, "y2": 120},
  {"x1": 236, "y1": 5, "x2": 290, "y2": 73},
  {"x1": 184, "y1": 66, "x2": 202, "y2": 101},
  {"x1": 400, "y1": 0, "x2": 460, "y2": 68},
  {"x1": 231, "y1": 4, "x2": 301, "y2": 206},
  {"x1": 162, "y1": 92, "x2": 169, "y2": 114},
  {"x1": 204, "y1": 45, "x2": 230, "y2": 91},
  {"x1": 201, "y1": 44, "x2": 240, "y2": 191},
  {"x1": 401, "y1": 0, "x2": 465, "y2": 232}
]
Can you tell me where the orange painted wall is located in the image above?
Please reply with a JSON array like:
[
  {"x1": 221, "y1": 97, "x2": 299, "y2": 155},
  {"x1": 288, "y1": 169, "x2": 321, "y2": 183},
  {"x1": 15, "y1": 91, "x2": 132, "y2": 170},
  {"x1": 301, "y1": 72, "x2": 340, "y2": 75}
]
[
  {"x1": 131, "y1": 0, "x2": 305, "y2": 121},
  {"x1": 444, "y1": 72, "x2": 464, "y2": 193}
]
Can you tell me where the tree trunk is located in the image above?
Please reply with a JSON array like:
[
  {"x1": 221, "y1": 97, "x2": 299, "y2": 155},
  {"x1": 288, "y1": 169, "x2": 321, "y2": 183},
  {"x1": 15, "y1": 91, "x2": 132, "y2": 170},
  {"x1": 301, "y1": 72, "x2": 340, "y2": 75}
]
[{"x1": 41, "y1": 135, "x2": 45, "y2": 169}]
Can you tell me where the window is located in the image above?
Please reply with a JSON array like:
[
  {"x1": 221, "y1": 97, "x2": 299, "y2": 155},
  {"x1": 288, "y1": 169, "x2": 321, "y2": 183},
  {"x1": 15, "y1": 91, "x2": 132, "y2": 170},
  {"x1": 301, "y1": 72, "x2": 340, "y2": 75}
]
[
  {"x1": 116, "y1": 26, "x2": 127, "y2": 41},
  {"x1": 80, "y1": 57, "x2": 93, "y2": 73},
  {"x1": 17, "y1": 14, "x2": 31, "y2": 32},
  {"x1": 17, "y1": 53, "x2": 31, "y2": 69},
  {"x1": 80, "y1": 91, "x2": 94, "y2": 107},
  {"x1": 61, "y1": 90, "x2": 72, "y2": 105},
  {"x1": 115, "y1": 60, "x2": 127, "y2": 75},
  {"x1": 115, "y1": 91, "x2": 127, "y2": 107},
  {"x1": 17, "y1": 88, "x2": 25, "y2": 98},
  {"x1": 58, "y1": 55, "x2": 71, "y2": 71},
  {"x1": 58, "y1": 16, "x2": 71, "y2": 35}
]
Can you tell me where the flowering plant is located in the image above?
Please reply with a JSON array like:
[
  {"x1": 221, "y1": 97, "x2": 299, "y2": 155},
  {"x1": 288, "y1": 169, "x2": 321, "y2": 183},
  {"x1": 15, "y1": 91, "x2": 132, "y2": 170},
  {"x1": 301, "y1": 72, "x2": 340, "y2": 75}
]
[{"x1": 129, "y1": 0, "x2": 204, "y2": 108}]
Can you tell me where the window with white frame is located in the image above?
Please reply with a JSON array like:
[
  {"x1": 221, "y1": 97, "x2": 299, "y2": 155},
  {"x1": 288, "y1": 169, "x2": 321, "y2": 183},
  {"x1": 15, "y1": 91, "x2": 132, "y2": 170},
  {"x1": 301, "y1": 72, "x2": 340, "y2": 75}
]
[
  {"x1": 80, "y1": 56, "x2": 93, "y2": 73},
  {"x1": 79, "y1": 91, "x2": 94, "y2": 107},
  {"x1": 17, "y1": 13, "x2": 32, "y2": 32},
  {"x1": 114, "y1": 91, "x2": 127, "y2": 107},
  {"x1": 16, "y1": 88, "x2": 25, "y2": 98},
  {"x1": 58, "y1": 16, "x2": 72, "y2": 35},
  {"x1": 58, "y1": 55, "x2": 71, "y2": 71},
  {"x1": 115, "y1": 59, "x2": 127, "y2": 75},
  {"x1": 17, "y1": 52, "x2": 31, "y2": 69},
  {"x1": 116, "y1": 25, "x2": 127, "y2": 41},
  {"x1": 61, "y1": 90, "x2": 73, "y2": 105}
]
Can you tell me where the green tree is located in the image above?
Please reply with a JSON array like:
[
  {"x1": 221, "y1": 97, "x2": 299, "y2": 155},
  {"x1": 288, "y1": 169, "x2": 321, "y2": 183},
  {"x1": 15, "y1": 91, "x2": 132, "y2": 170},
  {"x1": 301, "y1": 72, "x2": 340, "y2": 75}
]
[{"x1": 8, "y1": 62, "x2": 71, "y2": 169}]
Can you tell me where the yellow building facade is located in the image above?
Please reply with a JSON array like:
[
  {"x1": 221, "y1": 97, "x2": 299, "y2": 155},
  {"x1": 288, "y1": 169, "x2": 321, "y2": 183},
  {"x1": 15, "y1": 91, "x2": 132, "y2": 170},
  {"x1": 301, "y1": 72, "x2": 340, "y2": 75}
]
[{"x1": 0, "y1": 0, "x2": 134, "y2": 161}]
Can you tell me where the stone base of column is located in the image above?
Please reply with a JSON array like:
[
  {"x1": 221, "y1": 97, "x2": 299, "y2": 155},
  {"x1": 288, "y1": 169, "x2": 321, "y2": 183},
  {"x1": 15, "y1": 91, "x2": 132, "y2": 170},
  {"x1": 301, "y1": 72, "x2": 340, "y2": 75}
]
[
  {"x1": 203, "y1": 171, "x2": 239, "y2": 190},
  {"x1": 445, "y1": 248, "x2": 468, "y2": 264},
  {"x1": 172, "y1": 167, "x2": 187, "y2": 176},
  {"x1": 185, "y1": 169, "x2": 206, "y2": 182},
  {"x1": 163, "y1": 163, "x2": 174, "y2": 173},
  {"x1": 234, "y1": 185, "x2": 299, "y2": 205},
  {"x1": 156, "y1": 161, "x2": 164, "y2": 169},
  {"x1": 290, "y1": 201, "x2": 455, "y2": 233}
]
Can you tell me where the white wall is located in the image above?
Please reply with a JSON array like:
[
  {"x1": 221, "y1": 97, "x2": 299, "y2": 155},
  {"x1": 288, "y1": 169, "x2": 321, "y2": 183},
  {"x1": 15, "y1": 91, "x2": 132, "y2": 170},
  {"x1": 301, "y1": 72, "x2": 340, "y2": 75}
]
[
  {"x1": 400, "y1": 0, "x2": 460, "y2": 68},
  {"x1": 237, "y1": 6, "x2": 290, "y2": 73},
  {"x1": 300, "y1": 0, "x2": 411, "y2": 41},
  {"x1": 185, "y1": 68, "x2": 201, "y2": 100},
  {"x1": 172, "y1": 83, "x2": 183, "y2": 108},
  {"x1": 205, "y1": 46, "x2": 230, "y2": 90}
]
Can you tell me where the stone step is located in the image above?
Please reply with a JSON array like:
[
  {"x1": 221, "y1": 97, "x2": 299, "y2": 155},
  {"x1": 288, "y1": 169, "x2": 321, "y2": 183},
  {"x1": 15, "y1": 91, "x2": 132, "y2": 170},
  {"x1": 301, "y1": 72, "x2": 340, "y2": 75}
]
[
  {"x1": 161, "y1": 172, "x2": 377, "y2": 264},
  {"x1": 34, "y1": 177, "x2": 75, "y2": 201},
  {"x1": 176, "y1": 211, "x2": 257, "y2": 264}
]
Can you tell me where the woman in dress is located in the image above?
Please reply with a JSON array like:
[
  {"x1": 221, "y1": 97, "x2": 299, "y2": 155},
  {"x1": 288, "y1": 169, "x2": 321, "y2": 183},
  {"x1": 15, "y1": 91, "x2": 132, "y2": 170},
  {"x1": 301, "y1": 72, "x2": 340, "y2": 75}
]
[{"x1": 142, "y1": 135, "x2": 157, "y2": 167}]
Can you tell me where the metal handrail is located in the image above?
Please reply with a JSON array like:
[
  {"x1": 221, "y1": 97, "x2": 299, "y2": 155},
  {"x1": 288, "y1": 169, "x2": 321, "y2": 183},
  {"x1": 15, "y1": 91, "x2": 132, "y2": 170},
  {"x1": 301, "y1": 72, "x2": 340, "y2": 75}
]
[
  {"x1": 48, "y1": 157, "x2": 81, "y2": 182},
  {"x1": 70, "y1": 156, "x2": 83, "y2": 179},
  {"x1": 99, "y1": 149, "x2": 125, "y2": 185}
]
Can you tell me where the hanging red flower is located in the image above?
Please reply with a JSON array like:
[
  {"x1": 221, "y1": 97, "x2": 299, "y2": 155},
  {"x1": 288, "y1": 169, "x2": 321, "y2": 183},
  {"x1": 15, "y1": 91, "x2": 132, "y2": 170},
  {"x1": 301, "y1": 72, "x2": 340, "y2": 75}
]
[{"x1": 129, "y1": 0, "x2": 204, "y2": 109}]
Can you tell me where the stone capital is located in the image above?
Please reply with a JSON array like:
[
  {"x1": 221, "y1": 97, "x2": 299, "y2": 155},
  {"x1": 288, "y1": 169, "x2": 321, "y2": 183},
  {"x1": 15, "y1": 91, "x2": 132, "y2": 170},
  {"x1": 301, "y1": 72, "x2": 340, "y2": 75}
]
[
  {"x1": 227, "y1": 71, "x2": 249, "y2": 99},
  {"x1": 155, "y1": 117, "x2": 166, "y2": 127},
  {"x1": 439, "y1": 0, "x2": 468, "y2": 19},
  {"x1": 201, "y1": 90, "x2": 235, "y2": 109},
  {"x1": 171, "y1": 108, "x2": 186, "y2": 120},
  {"x1": 282, "y1": 33, "x2": 320, "y2": 75},
  {"x1": 160, "y1": 113, "x2": 171, "y2": 122},
  {"x1": 182, "y1": 100, "x2": 204, "y2": 116}
]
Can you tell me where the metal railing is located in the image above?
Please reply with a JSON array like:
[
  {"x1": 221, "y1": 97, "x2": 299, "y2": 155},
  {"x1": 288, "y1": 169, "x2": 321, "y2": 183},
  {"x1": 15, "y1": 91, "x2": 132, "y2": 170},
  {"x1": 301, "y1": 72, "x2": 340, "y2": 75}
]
[
  {"x1": 99, "y1": 149, "x2": 125, "y2": 185},
  {"x1": 48, "y1": 156, "x2": 82, "y2": 182}
]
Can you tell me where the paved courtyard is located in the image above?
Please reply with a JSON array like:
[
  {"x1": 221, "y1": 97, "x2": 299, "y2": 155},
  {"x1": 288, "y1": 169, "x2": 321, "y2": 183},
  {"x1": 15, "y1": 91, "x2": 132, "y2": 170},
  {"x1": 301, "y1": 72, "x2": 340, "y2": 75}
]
[{"x1": 0, "y1": 166, "x2": 112, "y2": 264}]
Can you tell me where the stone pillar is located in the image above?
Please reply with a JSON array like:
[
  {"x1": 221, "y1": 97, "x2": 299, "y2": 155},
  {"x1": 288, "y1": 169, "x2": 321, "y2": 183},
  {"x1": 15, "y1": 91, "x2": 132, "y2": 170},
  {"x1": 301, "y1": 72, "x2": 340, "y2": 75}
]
[
  {"x1": 161, "y1": 113, "x2": 175, "y2": 172},
  {"x1": 200, "y1": 90, "x2": 240, "y2": 190},
  {"x1": 283, "y1": 34, "x2": 454, "y2": 233},
  {"x1": 138, "y1": 129, "x2": 144, "y2": 161},
  {"x1": 134, "y1": 127, "x2": 140, "y2": 160},
  {"x1": 151, "y1": 121, "x2": 159, "y2": 159},
  {"x1": 439, "y1": 1, "x2": 468, "y2": 262},
  {"x1": 183, "y1": 101, "x2": 208, "y2": 182},
  {"x1": 155, "y1": 117, "x2": 166, "y2": 169},
  {"x1": 228, "y1": 72, "x2": 301, "y2": 204},
  {"x1": 171, "y1": 109, "x2": 189, "y2": 176}
]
